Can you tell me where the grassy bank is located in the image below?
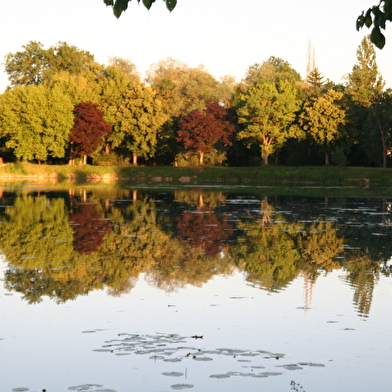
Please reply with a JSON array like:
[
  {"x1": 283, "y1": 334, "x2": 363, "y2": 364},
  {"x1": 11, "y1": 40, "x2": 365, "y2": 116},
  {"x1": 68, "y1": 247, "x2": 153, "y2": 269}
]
[
  {"x1": 2, "y1": 163, "x2": 392, "y2": 198},
  {"x1": 0, "y1": 163, "x2": 391, "y2": 187}
]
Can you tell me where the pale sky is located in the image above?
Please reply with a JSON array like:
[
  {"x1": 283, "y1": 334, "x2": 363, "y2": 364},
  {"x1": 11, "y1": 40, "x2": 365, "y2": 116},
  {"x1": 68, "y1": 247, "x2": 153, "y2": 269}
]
[{"x1": 0, "y1": 0, "x2": 391, "y2": 91}]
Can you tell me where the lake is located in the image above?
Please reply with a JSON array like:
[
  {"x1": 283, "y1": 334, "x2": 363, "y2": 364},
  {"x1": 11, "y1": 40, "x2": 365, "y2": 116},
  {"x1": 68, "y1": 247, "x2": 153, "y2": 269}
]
[{"x1": 1, "y1": 185, "x2": 391, "y2": 392}]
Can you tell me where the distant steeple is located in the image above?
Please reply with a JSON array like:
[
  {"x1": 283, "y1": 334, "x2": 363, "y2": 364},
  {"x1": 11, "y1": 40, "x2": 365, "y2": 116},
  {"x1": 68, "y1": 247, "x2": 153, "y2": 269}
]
[{"x1": 306, "y1": 39, "x2": 316, "y2": 81}]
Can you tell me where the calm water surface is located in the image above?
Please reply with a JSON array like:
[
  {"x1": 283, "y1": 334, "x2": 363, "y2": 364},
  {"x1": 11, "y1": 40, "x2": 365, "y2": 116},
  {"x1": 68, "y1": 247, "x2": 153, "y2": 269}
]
[{"x1": 0, "y1": 186, "x2": 391, "y2": 392}]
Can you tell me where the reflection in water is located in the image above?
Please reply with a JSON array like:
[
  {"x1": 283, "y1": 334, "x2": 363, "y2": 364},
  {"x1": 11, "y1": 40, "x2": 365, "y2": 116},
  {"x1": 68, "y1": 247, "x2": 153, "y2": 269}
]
[
  {"x1": 0, "y1": 189, "x2": 391, "y2": 318},
  {"x1": 177, "y1": 209, "x2": 233, "y2": 256},
  {"x1": 342, "y1": 255, "x2": 380, "y2": 318},
  {"x1": 69, "y1": 200, "x2": 112, "y2": 254}
]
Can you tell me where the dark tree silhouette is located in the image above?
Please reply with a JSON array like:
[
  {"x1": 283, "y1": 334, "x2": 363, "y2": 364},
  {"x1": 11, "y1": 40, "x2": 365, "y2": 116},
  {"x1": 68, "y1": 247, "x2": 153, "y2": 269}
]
[
  {"x1": 177, "y1": 101, "x2": 235, "y2": 164},
  {"x1": 69, "y1": 102, "x2": 112, "y2": 164}
]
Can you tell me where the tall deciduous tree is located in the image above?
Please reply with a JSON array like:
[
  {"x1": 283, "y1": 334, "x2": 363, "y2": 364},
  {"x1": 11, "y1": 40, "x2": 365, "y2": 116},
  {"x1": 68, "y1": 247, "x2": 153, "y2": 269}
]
[
  {"x1": 45, "y1": 41, "x2": 95, "y2": 78},
  {"x1": 177, "y1": 102, "x2": 235, "y2": 165},
  {"x1": 4, "y1": 41, "x2": 48, "y2": 86},
  {"x1": 244, "y1": 56, "x2": 302, "y2": 87},
  {"x1": 146, "y1": 58, "x2": 224, "y2": 115},
  {"x1": 299, "y1": 90, "x2": 347, "y2": 165},
  {"x1": 69, "y1": 102, "x2": 112, "y2": 165},
  {"x1": 108, "y1": 56, "x2": 140, "y2": 82},
  {"x1": 5, "y1": 41, "x2": 96, "y2": 88},
  {"x1": 237, "y1": 80, "x2": 301, "y2": 165},
  {"x1": 0, "y1": 85, "x2": 74, "y2": 162},
  {"x1": 109, "y1": 81, "x2": 168, "y2": 165}
]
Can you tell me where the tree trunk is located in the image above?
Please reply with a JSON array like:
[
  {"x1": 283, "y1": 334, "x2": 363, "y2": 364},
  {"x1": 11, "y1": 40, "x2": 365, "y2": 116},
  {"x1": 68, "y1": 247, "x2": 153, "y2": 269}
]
[
  {"x1": 83, "y1": 155, "x2": 87, "y2": 165},
  {"x1": 263, "y1": 150, "x2": 269, "y2": 165},
  {"x1": 105, "y1": 142, "x2": 111, "y2": 154},
  {"x1": 373, "y1": 104, "x2": 387, "y2": 168},
  {"x1": 132, "y1": 152, "x2": 138, "y2": 166},
  {"x1": 325, "y1": 152, "x2": 329, "y2": 165},
  {"x1": 199, "y1": 151, "x2": 204, "y2": 165}
]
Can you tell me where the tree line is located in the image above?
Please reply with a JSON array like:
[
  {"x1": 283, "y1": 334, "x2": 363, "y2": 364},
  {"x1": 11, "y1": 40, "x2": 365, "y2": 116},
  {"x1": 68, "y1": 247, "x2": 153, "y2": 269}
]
[{"x1": 0, "y1": 37, "x2": 391, "y2": 167}]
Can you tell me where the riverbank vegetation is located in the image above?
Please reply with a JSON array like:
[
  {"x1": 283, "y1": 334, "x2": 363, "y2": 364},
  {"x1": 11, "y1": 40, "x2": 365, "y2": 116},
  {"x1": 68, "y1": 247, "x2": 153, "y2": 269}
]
[{"x1": 0, "y1": 37, "x2": 391, "y2": 169}]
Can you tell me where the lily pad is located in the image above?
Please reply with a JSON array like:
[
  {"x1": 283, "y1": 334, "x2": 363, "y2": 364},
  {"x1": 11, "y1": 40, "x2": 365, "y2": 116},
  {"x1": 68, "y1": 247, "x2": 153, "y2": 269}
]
[
  {"x1": 171, "y1": 384, "x2": 194, "y2": 390},
  {"x1": 193, "y1": 356, "x2": 213, "y2": 361},
  {"x1": 210, "y1": 374, "x2": 231, "y2": 379}
]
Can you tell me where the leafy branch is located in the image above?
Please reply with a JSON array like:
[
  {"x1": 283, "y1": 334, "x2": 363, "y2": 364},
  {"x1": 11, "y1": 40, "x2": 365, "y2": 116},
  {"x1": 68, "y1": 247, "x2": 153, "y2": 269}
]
[
  {"x1": 357, "y1": 0, "x2": 392, "y2": 48},
  {"x1": 103, "y1": 0, "x2": 177, "y2": 18}
]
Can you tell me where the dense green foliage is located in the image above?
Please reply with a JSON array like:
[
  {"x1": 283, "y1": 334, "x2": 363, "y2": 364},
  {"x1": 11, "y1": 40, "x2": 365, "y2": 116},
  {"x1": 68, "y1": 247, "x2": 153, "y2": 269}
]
[
  {"x1": 109, "y1": 81, "x2": 168, "y2": 165},
  {"x1": 0, "y1": 36, "x2": 391, "y2": 167},
  {"x1": 299, "y1": 90, "x2": 347, "y2": 164},
  {"x1": 0, "y1": 85, "x2": 74, "y2": 162},
  {"x1": 237, "y1": 80, "x2": 301, "y2": 165}
]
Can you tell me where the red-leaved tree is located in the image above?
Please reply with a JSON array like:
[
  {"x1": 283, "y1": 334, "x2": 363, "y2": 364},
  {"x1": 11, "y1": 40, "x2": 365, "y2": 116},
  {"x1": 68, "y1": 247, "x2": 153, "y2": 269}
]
[
  {"x1": 69, "y1": 102, "x2": 112, "y2": 165},
  {"x1": 177, "y1": 102, "x2": 235, "y2": 165}
]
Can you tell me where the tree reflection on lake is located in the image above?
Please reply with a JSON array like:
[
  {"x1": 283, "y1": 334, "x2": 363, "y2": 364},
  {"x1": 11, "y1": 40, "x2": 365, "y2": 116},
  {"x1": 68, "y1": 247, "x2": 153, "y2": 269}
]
[
  {"x1": 2, "y1": 187, "x2": 392, "y2": 392},
  {"x1": 0, "y1": 187, "x2": 391, "y2": 318}
]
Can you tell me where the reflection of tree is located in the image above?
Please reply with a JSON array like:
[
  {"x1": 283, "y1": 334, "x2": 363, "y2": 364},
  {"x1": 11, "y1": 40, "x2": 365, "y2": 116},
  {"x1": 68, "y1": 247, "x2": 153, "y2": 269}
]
[
  {"x1": 232, "y1": 199, "x2": 346, "y2": 292},
  {"x1": 145, "y1": 239, "x2": 234, "y2": 292},
  {"x1": 0, "y1": 194, "x2": 105, "y2": 303},
  {"x1": 69, "y1": 201, "x2": 112, "y2": 254},
  {"x1": 174, "y1": 190, "x2": 227, "y2": 208},
  {"x1": 232, "y1": 200, "x2": 303, "y2": 292},
  {"x1": 0, "y1": 193, "x2": 133, "y2": 302},
  {"x1": 174, "y1": 191, "x2": 233, "y2": 256},
  {"x1": 2, "y1": 190, "x2": 390, "y2": 313},
  {"x1": 298, "y1": 221, "x2": 344, "y2": 272},
  {"x1": 0, "y1": 191, "x2": 236, "y2": 301},
  {"x1": 343, "y1": 254, "x2": 380, "y2": 318},
  {"x1": 0, "y1": 195, "x2": 74, "y2": 269},
  {"x1": 4, "y1": 253, "x2": 102, "y2": 303},
  {"x1": 177, "y1": 209, "x2": 233, "y2": 256}
]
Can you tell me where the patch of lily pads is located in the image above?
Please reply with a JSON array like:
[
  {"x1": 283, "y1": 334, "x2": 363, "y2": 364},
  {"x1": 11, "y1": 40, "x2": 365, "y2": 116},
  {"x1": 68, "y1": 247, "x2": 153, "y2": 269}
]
[
  {"x1": 92, "y1": 332, "x2": 325, "y2": 385},
  {"x1": 67, "y1": 385, "x2": 114, "y2": 392}
]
